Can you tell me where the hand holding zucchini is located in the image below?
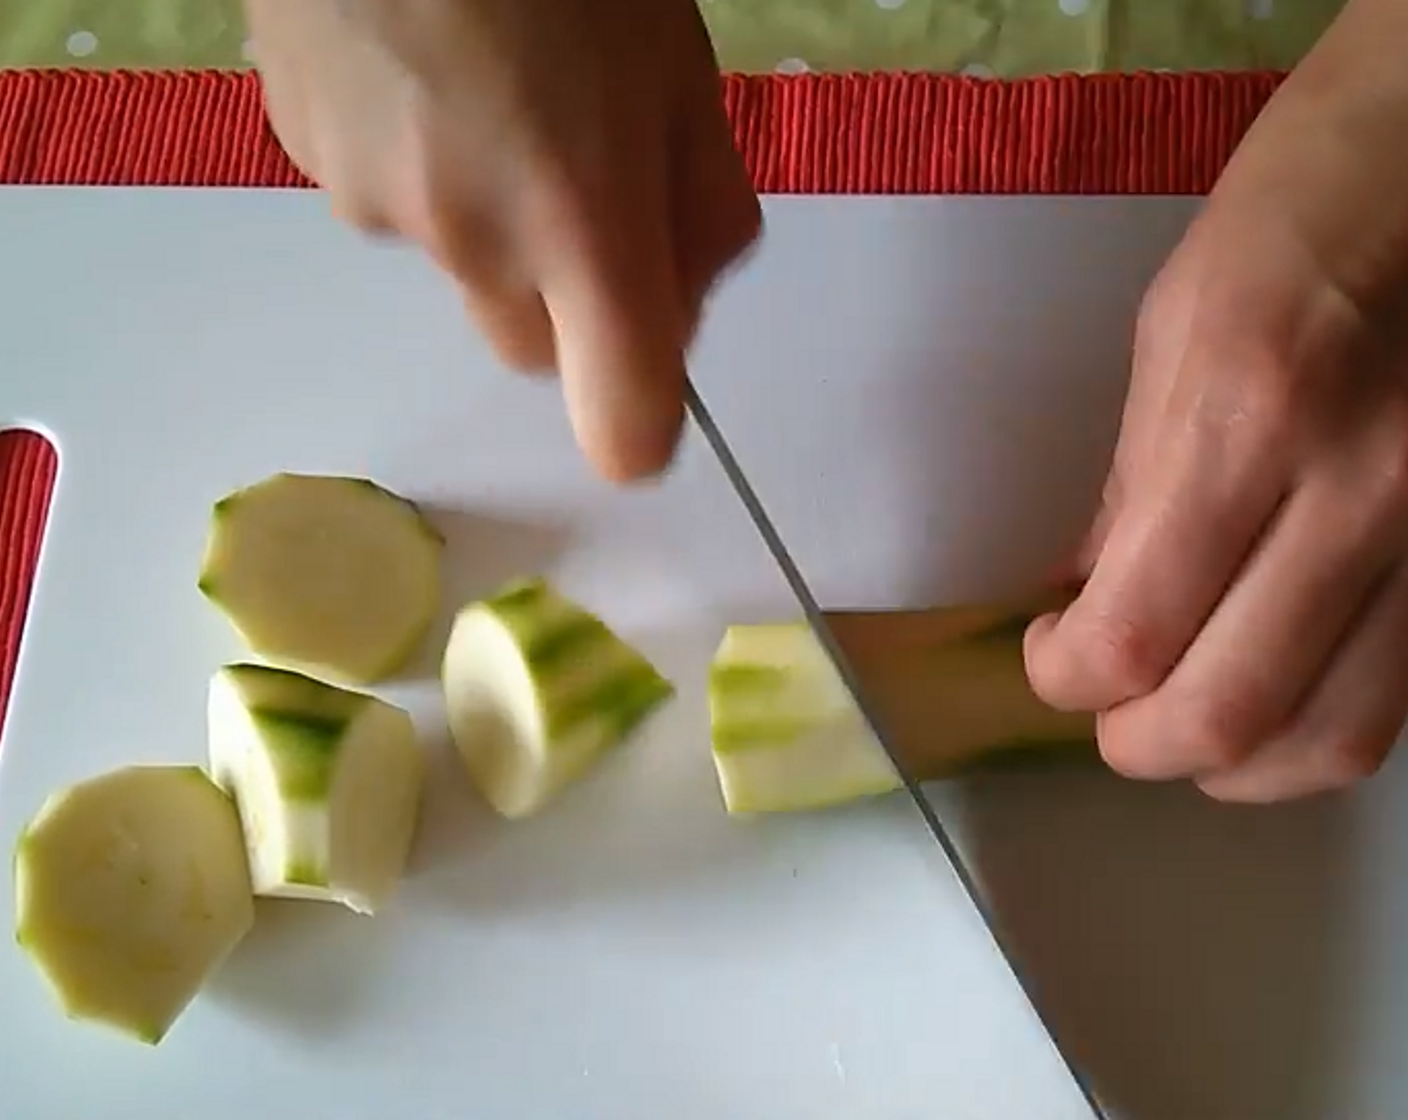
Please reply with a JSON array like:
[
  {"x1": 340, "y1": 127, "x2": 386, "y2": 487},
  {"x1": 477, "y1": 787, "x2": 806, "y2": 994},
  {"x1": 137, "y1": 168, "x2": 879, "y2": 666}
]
[{"x1": 709, "y1": 595, "x2": 1097, "y2": 813}]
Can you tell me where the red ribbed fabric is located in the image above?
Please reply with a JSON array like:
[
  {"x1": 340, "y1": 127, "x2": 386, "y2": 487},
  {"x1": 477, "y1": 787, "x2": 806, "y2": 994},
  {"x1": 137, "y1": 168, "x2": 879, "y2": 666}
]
[
  {"x1": 0, "y1": 66, "x2": 1288, "y2": 734},
  {"x1": 0, "y1": 69, "x2": 1285, "y2": 191},
  {"x1": 0, "y1": 433, "x2": 57, "y2": 734}
]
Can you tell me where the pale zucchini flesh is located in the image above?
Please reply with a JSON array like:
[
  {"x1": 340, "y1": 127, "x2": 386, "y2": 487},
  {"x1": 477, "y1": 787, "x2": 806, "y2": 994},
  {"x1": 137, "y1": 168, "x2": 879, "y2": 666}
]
[
  {"x1": 197, "y1": 472, "x2": 443, "y2": 685},
  {"x1": 709, "y1": 609, "x2": 1095, "y2": 814},
  {"x1": 13, "y1": 765, "x2": 256, "y2": 1044},
  {"x1": 208, "y1": 663, "x2": 425, "y2": 915},
  {"x1": 441, "y1": 577, "x2": 674, "y2": 819},
  {"x1": 709, "y1": 627, "x2": 902, "y2": 814}
]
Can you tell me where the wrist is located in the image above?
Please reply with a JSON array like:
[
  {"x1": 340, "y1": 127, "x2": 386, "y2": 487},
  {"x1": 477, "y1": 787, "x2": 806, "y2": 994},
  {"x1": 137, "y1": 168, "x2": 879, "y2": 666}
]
[{"x1": 1207, "y1": 0, "x2": 1408, "y2": 311}]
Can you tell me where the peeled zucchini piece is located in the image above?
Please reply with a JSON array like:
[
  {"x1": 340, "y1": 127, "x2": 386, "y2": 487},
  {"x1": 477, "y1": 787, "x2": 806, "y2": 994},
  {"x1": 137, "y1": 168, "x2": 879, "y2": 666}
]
[
  {"x1": 710, "y1": 625, "x2": 903, "y2": 814},
  {"x1": 441, "y1": 577, "x2": 674, "y2": 819},
  {"x1": 197, "y1": 472, "x2": 443, "y2": 685},
  {"x1": 13, "y1": 765, "x2": 255, "y2": 1045},
  {"x1": 207, "y1": 663, "x2": 425, "y2": 915},
  {"x1": 709, "y1": 602, "x2": 1096, "y2": 814}
]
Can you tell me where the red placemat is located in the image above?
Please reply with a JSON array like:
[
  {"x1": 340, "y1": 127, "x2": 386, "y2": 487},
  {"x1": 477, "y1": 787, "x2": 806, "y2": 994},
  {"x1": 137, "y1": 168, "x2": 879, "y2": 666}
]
[{"x1": 0, "y1": 67, "x2": 1287, "y2": 737}]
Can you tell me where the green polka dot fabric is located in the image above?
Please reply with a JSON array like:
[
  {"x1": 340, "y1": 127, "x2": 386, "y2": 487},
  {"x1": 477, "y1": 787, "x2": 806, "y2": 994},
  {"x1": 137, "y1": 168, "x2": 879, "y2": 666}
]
[{"x1": 0, "y1": 0, "x2": 1345, "y2": 75}]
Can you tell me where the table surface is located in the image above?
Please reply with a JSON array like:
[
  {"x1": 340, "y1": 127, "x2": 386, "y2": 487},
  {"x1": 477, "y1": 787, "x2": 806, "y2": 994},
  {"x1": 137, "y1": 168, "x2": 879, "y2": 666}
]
[{"x1": 0, "y1": 0, "x2": 1344, "y2": 77}]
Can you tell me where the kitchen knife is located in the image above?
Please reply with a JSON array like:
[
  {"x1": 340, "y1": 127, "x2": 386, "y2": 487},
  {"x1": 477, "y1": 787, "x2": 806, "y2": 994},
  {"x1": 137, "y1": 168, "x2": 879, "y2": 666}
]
[
  {"x1": 813, "y1": 600, "x2": 1098, "y2": 783},
  {"x1": 684, "y1": 379, "x2": 1109, "y2": 1120}
]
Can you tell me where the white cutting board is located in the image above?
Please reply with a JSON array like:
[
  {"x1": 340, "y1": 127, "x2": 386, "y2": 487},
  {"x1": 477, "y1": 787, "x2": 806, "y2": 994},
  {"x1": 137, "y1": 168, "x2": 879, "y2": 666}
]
[{"x1": 0, "y1": 189, "x2": 1403, "y2": 1120}]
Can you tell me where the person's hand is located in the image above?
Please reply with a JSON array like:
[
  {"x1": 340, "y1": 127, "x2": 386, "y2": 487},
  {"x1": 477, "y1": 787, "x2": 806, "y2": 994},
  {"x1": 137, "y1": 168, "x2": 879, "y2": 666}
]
[
  {"x1": 1024, "y1": 0, "x2": 1408, "y2": 803},
  {"x1": 243, "y1": 0, "x2": 761, "y2": 482}
]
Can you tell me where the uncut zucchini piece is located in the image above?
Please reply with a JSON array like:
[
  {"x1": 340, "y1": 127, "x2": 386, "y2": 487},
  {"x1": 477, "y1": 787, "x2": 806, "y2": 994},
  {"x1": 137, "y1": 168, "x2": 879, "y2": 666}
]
[
  {"x1": 13, "y1": 765, "x2": 255, "y2": 1045},
  {"x1": 207, "y1": 663, "x2": 425, "y2": 915},
  {"x1": 441, "y1": 576, "x2": 675, "y2": 819},
  {"x1": 197, "y1": 472, "x2": 443, "y2": 685},
  {"x1": 709, "y1": 600, "x2": 1096, "y2": 814}
]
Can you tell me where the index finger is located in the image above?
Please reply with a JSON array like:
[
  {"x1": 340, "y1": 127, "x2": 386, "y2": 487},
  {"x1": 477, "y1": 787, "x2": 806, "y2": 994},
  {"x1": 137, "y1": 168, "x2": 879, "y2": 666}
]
[{"x1": 531, "y1": 169, "x2": 689, "y2": 484}]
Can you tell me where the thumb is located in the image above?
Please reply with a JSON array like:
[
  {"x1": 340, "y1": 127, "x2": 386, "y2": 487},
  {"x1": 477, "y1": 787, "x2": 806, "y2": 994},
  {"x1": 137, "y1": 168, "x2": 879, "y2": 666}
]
[
  {"x1": 1024, "y1": 281, "x2": 1177, "y2": 707},
  {"x1": 1024, "y1": 466, "x2": 1123, "y2": 704},
  {"x1": 535, "y1": 177, "x2": 689, "y2": 483}
]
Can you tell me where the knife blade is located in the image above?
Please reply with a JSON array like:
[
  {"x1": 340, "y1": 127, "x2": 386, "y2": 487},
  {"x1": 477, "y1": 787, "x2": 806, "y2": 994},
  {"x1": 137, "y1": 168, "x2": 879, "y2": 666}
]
[
  {"x1": 684, "y1": 379, "x2": 1108, "y2": 1119},
  {"x1": 816, "y1": 602, "x2": 1098, "y2": 783}
]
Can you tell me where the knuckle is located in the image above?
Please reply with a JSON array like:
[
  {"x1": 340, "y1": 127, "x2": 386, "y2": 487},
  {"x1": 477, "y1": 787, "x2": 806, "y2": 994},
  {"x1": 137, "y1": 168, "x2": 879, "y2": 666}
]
[
  {"x1": 1369, "y1": 399, "x2": 1408, "y2": 514},
  {"x1": 417, "y1": 196, "x2": 482, "y2": 275},
  {"x1": 1326, "y1": 731, "x2": 1393, "y2": 786},
  {"x1": 460, "y1": 288, "x2": 556, "y2": 375},
  {"x1": 1080, "y1": 615, "x2": 1172, "y2": 699},
  {"x1": 1133, "y1": 263, "x2": 1180, "y2": 341},
  {"x1": 493, "y1": 331, "x2": 556, "y2": 376},
  {"x1": 1131, "y1": 299, "x2": 1172, "y2": 371},
  {"x1": 721, "y1": 187, "x2": 764, "y2": 256},
  {"x1": 1182, "y1": 689, "x2": 1266, "y2": 770},
  {"x1": 331, "y1": 198, "x2": 396, "y2": 237},
  {"x1": 1236, "y1": 354, "x2": 1302, "y2": 438},
  {"x1": 526, "y1": 162, "x2": 598, "y2": 245}
]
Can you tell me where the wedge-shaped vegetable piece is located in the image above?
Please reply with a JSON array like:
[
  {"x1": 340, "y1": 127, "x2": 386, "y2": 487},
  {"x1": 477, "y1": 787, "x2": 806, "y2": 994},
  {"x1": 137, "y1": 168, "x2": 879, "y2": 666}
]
[
  {"x1": 709, "y1": 599, "x2": 1096, "y2": 814},
  {"x1": 442, "y1": 576, "x2": 674, "y2": 819},
  {"x1": 198, "y1": 472, "x2": 443, "y2": 684},
  {"x1": 207, "y1": 663, "x2": 425, "y2": 915},
  {"x1": 710, "y1": 625, "x2": 902, "y2": 814},
  {"x1": 13, "y1": 765, "x2": 255, "y2": 1045}
]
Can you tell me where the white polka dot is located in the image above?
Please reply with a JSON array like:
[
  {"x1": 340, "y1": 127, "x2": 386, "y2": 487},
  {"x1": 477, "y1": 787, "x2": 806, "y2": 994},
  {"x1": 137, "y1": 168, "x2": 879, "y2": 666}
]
[
  {"x1": 961, "y1": 63, "x2": 995, "y2": 79},
  {"x1": 774, "y1": 57, "x2": 812, "y2": 75},
  {"x1": 874, "y1": 0, "x2": 907, "y2": 9},
  {"x1": 65, "y1": 30, "x2": 98, "y2": 58},
  {"x1": 1057, "y1": 0, "x2": 1089, "y2": 14},
  {"x1": 1246, "y1": 0, "x2": 1274, "y2": 18},
  {"x1": 241, "y1": 37, "x2": 257, "y2": 62}
]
